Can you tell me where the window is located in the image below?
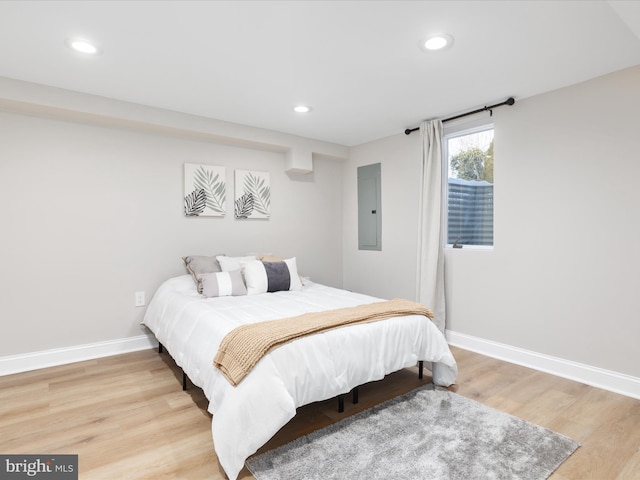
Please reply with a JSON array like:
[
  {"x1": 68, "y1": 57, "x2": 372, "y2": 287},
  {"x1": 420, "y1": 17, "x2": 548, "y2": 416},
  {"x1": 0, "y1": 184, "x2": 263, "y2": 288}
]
[{"x1": 444, "y1": 123, "x2": 494, "y2": 247}]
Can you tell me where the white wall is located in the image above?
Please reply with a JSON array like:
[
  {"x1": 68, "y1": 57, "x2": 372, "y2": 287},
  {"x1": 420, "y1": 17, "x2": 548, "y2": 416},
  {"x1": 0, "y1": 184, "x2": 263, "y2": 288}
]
[
  {"x1": 0, "y1": 92, "x2": 345, "y2": 359},
  {"x1": 344, "y1": 65, "x2": 640, "y2": 382},
  {"x1": 343, "y1": 132, "x2": 423, "y2": 300}
]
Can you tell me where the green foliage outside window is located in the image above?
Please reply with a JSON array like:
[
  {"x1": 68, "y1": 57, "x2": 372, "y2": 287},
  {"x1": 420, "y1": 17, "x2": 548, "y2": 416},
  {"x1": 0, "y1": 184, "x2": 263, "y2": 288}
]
[{"x1": 450, "y1": 139, "x2": 494, "y2": 183}]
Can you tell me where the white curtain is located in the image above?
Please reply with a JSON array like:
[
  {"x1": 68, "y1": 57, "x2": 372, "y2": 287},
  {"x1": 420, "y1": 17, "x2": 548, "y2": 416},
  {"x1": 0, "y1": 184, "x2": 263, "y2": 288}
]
[{"x1": 417, "y1": 120, "x2": 446, "y2": 333}]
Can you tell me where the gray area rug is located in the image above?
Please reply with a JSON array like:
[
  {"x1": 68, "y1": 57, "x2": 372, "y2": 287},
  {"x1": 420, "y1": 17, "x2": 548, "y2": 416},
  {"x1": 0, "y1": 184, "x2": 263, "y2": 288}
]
[{"x1": 246, "y1": 385, "x2": 579, "y2": 480}]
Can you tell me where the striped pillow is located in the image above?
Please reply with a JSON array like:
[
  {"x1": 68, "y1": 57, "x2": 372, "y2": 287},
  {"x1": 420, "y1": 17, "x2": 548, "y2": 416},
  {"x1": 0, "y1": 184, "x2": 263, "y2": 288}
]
[
  {"x1": 198, "y1": 269, "x2": 247, "y2": 297},
  {"x1": 243, "y1": 258, "x2": 303, "y2": 295}
]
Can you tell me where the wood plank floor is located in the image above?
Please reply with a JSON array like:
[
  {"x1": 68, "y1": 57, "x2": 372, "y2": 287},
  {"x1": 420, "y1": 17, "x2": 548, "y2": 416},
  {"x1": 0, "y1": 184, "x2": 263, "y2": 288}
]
[{"x1": 1, "y1": 346, "x2": 639, "y2": 479}]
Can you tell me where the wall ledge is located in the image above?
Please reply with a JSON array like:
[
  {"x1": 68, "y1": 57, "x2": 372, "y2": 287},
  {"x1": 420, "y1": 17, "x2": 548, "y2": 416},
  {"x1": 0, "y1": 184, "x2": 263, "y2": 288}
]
[
  {"x1": 0, "y1": 335, "x2": 157, "y2": 376},
  {"x1": 446, "y1": 330, "x2": 640, "y2": 400},
  {"x1": 0, "y1": 76, "x2": 348, "y2": 171}
]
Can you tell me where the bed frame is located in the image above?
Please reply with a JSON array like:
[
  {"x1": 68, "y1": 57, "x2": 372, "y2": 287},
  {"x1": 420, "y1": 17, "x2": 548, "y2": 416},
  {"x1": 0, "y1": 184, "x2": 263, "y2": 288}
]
[{"x1": 157, "y1": 342, "x2": 425, "y2": 413}]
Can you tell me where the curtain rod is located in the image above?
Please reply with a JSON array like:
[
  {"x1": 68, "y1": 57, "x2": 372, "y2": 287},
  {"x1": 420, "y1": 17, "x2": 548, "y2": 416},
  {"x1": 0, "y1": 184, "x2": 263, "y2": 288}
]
[{"x1": 404, "y1": 97, "x2": 515, "y2": 135}]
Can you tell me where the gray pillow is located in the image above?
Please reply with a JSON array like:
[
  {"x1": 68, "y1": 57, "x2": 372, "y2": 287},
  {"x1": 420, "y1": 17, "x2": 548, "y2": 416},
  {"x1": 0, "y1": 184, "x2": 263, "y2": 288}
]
[
  {"x1": 183, "y1": 255, "x2": 224, "y2": 293},
  {"x1": 263, "y1": 261, "x2": 291, "y2": 292}
]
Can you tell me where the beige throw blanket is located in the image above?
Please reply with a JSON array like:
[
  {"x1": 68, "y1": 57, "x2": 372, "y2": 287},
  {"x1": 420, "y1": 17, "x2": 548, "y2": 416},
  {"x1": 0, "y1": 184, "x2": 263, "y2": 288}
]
[{"x1": 213, "y1": 298, "x2": 434, "y2": 386}]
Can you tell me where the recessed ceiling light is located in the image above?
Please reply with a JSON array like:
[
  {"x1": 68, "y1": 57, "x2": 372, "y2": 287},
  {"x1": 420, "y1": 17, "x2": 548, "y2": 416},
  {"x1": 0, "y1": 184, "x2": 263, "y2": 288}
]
[
  {"x1": 65, "y1": 38, "x2": 102, "y2": 55},
  {"x1": 293, "y1": 105, "x2": 312, "y2": 113},
  {"x1": 420, "y1": 33, "x2": 454, "y2": 52}
]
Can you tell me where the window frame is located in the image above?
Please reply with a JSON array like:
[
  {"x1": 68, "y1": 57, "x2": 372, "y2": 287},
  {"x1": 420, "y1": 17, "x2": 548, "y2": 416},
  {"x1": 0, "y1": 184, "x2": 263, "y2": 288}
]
[{"x1": 442, "y1": 119, "x2": 495, "y2": 250}]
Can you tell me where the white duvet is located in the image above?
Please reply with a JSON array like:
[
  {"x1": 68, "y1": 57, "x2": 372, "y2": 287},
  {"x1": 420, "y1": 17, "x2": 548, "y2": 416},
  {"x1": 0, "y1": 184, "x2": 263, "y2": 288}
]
[{"x1": 142, "y1": 275, "x2": 458, "y2": 480}]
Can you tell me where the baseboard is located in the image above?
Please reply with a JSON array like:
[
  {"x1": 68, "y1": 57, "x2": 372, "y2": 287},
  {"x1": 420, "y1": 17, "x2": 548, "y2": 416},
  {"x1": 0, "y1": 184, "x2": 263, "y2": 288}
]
[
  {"x1": 446, "y1": 330, "x2": 640, "y2": 401},
  {"x1": 4, "y1": 331, "x2": 640, "y2": 401},
  {"x1": 0, "y1": 334, "x2": 158, "y2": 376}
]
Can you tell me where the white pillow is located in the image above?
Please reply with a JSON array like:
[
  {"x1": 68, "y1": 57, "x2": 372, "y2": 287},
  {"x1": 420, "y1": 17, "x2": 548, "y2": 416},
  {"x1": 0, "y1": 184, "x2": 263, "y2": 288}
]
[
  {"x1": 243, "y1": 258, "x2": 303, "y2": 295},
  {"x1": 198, "y1": 270, "x2": 247, "y2": 297},
  {"x1": 216, "y1": 255, "x2": 257, "y2": 272}
]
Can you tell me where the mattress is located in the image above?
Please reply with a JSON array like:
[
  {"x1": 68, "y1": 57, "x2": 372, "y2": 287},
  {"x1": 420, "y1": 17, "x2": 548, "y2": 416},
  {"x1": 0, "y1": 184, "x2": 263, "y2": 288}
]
[{"x1": 142, "y1": 275, "x2": 458, "y2": 479}]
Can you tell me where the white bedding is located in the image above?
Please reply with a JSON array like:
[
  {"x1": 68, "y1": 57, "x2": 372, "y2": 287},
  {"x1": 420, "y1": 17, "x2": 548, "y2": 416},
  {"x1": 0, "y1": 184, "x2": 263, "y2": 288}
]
[{"x1": 142, "y1": 275, "x2": 458, "y2": 480}]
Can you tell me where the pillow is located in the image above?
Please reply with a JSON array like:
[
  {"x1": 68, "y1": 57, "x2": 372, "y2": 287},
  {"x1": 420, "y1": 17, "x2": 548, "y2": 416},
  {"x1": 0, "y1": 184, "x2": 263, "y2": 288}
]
[
  {"x1": 243, "y1": 257, "x2": 303, "y2": 295},
  {"x1": 198, "y1": 269, "x2": 247, "y2": 297},
  {"x1": 216, "y1": 255, "x2": 257, "y2": 272},
  {"x1": 260, "y1": 254, "x2": 308, "y2": 284},
  {"x1": 259, "y1": 255, "x2": 283, "y2": 262},
  {"x1": 183, "y1": 255, "x2": 224, "y2": 294}
]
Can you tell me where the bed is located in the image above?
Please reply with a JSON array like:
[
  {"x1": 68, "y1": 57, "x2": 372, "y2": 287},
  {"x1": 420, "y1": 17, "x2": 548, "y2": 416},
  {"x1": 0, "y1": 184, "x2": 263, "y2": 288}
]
[{"x1": 142, "y1": 265, "x2": 458, "y2": 480}]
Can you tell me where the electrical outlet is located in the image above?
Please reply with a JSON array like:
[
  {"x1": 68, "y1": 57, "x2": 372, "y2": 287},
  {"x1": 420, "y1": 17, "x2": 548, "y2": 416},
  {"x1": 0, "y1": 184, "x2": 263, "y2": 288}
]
[{"x1": 135, "y1": 291, "x2": 145, "y2": 307}]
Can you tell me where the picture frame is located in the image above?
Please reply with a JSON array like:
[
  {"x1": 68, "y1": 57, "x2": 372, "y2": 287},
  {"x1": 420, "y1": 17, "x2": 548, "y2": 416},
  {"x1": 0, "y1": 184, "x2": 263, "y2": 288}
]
[
  {"x1": 184, "y1": 163, "x2": 226, "y2": 217},
  {"x1": 234, "y1": 170, "x2": 271, "y2": 219}
]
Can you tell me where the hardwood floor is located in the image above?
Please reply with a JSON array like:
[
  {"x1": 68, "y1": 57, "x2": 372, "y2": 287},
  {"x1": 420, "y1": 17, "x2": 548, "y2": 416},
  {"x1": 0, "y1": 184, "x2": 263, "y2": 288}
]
[{"x1": 1, "y1": 346, "x2": 639, "y2": 479}]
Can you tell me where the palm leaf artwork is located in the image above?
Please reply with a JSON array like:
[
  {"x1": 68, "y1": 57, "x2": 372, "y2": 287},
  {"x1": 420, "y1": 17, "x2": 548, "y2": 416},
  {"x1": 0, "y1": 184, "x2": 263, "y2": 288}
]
[
  {"x1": 242, "y1": 172, "x2": 271, "y2": 217},
  {"x1": 234, "y1": 192, "x2": 254, "y2": 219},
  {"x1": 184, "y1": 188, "x2": 207, "y2": 216},
  {"x1": 193, "y1": 165, "x2": 226, "y2": 214}
]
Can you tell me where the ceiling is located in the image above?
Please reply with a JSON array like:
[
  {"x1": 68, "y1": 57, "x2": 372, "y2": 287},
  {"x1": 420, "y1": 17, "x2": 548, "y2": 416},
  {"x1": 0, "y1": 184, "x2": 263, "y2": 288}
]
[{"x1": 1, "y1": 1, "x2": 640, "y2": 147}]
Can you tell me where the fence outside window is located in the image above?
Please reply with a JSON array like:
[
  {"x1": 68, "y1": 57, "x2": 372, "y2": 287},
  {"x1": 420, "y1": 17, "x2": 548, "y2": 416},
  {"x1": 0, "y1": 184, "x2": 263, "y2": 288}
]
[{"x1": 447, "y1": 177, "x2": 493, "y2": 246}]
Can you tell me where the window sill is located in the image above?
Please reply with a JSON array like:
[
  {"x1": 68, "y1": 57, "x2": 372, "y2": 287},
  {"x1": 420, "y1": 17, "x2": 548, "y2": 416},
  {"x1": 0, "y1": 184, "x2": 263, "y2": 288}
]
[{"x1": 445, "y1": 245, "x2": 494, "y2": 251}]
